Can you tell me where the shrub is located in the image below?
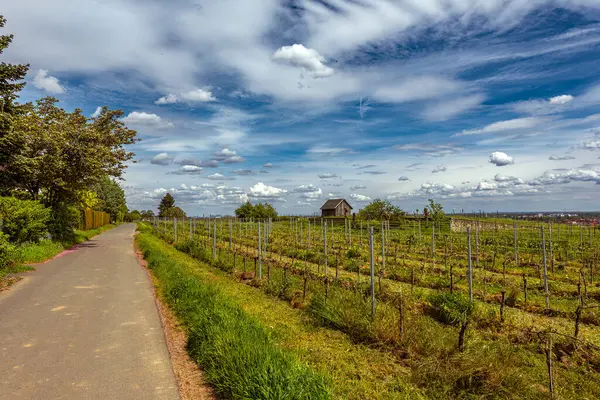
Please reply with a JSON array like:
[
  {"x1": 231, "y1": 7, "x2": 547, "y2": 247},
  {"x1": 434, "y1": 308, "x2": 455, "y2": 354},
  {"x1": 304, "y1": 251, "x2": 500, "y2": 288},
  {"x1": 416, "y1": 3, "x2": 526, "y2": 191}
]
[
  {"x1": 0, "y1": 196, "x2": 51, "y2": 244},
  {"x1": 0, "y1": 232, "x2": 19, "y2": 269},
  {"x1": 429, "y1": 292, "x2": 475, "y2": 352},
  {"x1": 48, "y1": 205, "x2": 81, "y2": 241}
]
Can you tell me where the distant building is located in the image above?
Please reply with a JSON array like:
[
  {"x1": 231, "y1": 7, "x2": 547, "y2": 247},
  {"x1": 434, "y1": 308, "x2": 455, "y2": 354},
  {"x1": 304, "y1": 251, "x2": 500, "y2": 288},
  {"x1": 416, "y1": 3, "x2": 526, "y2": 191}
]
[{"x1": 320, "y1": 199, "x2": 352, "y2": 217}]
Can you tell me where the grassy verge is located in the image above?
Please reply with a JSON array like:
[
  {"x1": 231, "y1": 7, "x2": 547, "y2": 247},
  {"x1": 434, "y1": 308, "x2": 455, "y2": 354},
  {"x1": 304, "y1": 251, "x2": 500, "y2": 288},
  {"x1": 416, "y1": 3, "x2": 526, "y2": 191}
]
[
  {"x1": 136, "y1": 226, "x2": 332, "y2": 400},
  {"x1": 0, "y1": 224, "x2": 116, "y2": 280}
]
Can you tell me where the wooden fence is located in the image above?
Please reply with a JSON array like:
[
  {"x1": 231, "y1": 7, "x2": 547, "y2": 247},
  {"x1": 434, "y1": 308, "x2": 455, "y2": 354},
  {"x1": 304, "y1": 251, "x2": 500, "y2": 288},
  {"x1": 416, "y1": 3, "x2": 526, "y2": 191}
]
[{"x1": 80, "y1": 209, "x2": 111, "y2": 230}]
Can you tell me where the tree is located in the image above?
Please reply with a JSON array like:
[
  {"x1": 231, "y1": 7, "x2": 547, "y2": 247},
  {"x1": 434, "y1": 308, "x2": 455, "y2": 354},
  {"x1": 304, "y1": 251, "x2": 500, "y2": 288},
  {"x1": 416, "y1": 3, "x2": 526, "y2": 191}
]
[
  {"x1": 158, "y1": 193, "x2": 175, "y2": 217},
  {"x1": 126, "y1": 210, "x2": 142, "y2": 221},
  {"x1": 235, "y1": 201, "x2": 277, "y2": 219},
  {"x1": 93, "y1": 176, "x2": 127, "y2": 223},
  {"x1": 164, "y1": 206, "x2": 186, "y2": 219},
  {"x1": 357, "y1": 199, "x2": 405, "y2": 220},
  {"x1": 0, "y1": 15, "x2": 30, "y2": 194},
  {"x1": 426, "y1": 199, "x2": 445, "y2": 222},
  {"x1": 140, "y1": 210, "x2": 155, "y2": 219}
]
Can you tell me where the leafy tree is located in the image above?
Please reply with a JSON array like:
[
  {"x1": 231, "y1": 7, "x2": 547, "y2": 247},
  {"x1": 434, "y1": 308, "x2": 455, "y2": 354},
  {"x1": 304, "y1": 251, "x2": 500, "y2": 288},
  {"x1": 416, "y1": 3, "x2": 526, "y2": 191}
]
[
  {"x1": 357, "y1": 199, "x2": 404, "y2": 220},
  {"x1": 0, "y1": 16, "x2": 30, "y2": 194},
  {"x1": 164, "y1": 206, "x2": 186, "y2": 219},
  {"x1": 235, "y1": 201, "x2": 277, "y2": 219},
  {"x1": 423, "y1": 207, "x2": 429, "y2": 220},
  {"x1": 140, "y1": 210, "x2": 155, "y2": 219},
  {"x1": 126, "y1": 209, "x2": 142, "y2": 221},
  {"x1": 0, "y1": 196, "x2": 50, "y2": 243},
  {"x1": 158, "y1": 193, "x2": 175, "y2": 217},
  {"x1": 426, "y1": 198, "x2": 445, "y2": 222},
  {"x1": 93, "y1": 176, "x2": 127, "y2": 223}
]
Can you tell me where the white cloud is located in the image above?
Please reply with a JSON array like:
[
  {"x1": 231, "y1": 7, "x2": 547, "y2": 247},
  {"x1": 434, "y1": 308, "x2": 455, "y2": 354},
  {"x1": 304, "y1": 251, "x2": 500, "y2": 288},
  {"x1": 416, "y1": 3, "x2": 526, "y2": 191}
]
[
  {"x1": 156, "y1": 88, "x2": 217, "y2": 104},
  {"x1": 422, "y1": 94, "x2": 485, "y2": 121},
  {"x1": 206, "y1": 173, "x2": 235, "y2": 181},
  {"x1": 307, "y1": 146, "x2": 350, "y2": 155},
  {"x1": 170, "y1": 165, "x2": 204, "y2": 175},
  {"x1": 432, "y1": 165, "x2": 447, "y2": 173},
  {"x1": 272, "y1": 44, "x2": 334, "y2": 78},
  {"x1": 91, "y1": 106, "x2": 102, "y2": 118},
  {"x1": 489, "y1": 151, "x2": 515, "y2": 166},
  {"x1": 549, "y1": 155, "x2": 576, "y2": 160},
  {"x1": 230, "y1": 169, "x2": 256, "y2": 176},
  {"x1": 350, "y1": 193, "x2": 371, "y2": 202},
  {"x1": 33, "y1": 69, "x2": 65, "y2": 94},
  {"x1": 350, "y1": 185, "x2": 367, "y2": 190},
  {"x1": 494, "y1": 173, "x2": 521, "y2": 183},
  {"x1": 318, "y1": 173, "x2": 339, "y2": 179},
  {"x1": 300, "y1": 188, "x2": 322, "y2": 200},
  {"x1": 549, "y1": 94, "x2": 574, "y2": 105},
  {"x1": 263, "y1": 163, "x2": 274, "y2": 168},
  {"x1": 398, "y1": 176, "x2": 410, "y2": 181},
  {"x1": 249, "y1": 182, "x2": 288, "y2": 199},
  {"x1": 150, "y1": 152, "x2": 175, "y2": 166},
  {"x1": 293, "y1": 184, "x2": 321, "y2": 193},
  {"x1": 456, "y1": 117, "x2": 544, "y2": 137},
  {"x1": 372, "y1": 76, "x2": 460, "y2": 103},
  {"x1": 122, "y1": 111, "x2": 173, "y2": 128},
  {"x1": 212, "y1": 148, "x2": 245, "y2": 164}
]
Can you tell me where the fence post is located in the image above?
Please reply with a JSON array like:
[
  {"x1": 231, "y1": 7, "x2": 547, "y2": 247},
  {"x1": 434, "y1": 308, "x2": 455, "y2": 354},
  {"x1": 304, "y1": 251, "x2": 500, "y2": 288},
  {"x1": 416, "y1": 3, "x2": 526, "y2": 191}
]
[
  {"x1": 213, "y1": 220, "x2": 217, "y2": 260},
  {"x1": 174, "y1": 217, "x2": 177, "y2": 243},
  {"x1": 258, "y1": 222, "x2": 262, "y2": 279},
  {"x1": 229, "y1": 219, "x2": 232, "y2": 249},
  {"x1": 514, "y1": 221, "x2": 518, "y2": 266},
  {"x1": 308, "y1": 219, "x2": 311, "y2": 249},
  {"x1": 542, "y1": 227, "x2": 550, "y2": 311},
  {"x1": 369, "y1": 227, "x2": 376, "y2": 320},
  {"x1": 324, "y1": 223, "x2": 328, "y2": 276},
  {"x1": 467, "y1": 227, "x2": 473, "y2": 302},
  {"x1": 432, "y1": 223, "x2": 435, "y2": 258}
]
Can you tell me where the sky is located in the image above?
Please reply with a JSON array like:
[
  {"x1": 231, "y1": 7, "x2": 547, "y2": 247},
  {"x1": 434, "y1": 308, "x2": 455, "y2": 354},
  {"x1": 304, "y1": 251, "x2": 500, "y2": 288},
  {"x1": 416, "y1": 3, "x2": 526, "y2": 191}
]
[{"x1": 3, "y1": 0, "x2": 600, "y2": 216}]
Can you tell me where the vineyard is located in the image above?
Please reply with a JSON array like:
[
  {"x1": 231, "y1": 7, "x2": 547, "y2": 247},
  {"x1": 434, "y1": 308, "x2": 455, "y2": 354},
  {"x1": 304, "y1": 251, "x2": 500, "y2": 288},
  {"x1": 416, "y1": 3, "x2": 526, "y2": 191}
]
[{"x1": 145, "y1": 216, "x2": 600, "y2": 399}]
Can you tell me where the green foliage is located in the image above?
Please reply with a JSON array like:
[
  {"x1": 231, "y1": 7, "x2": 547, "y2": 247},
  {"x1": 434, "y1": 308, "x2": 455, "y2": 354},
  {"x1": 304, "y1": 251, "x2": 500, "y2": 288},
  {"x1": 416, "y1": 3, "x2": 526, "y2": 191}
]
[
  {"x1": 158, "y1": 193, "x2": 175, "y2": 217},
  {"x1": 0, "y1": 196, "x2": 50, "y2": 243},
  {"x1": 49, "y1": 204, "x2": 81, "y2": 240},
  {"x1": 235, "y1": 201, "x2": 278, "y2": 219},
  {"x1": 164, "y1": 206, "x2": 186, "y2": 218},
  {"x1": 126, "y1": 209, "x2": 142, "y2": 221},
  {"x1": 357, "y1": 199, "x2": 405, "y2": 220},
  {"x1": 140, "y1": 210, "x2": 155, "y2": 219},
  {"x1": 0, "y1": 231, "x2": 18, "y2": 270},
  {"x1": 429, "y1": 292, "x2": 474, "y2": 326},
  {"x1": 137, "y1": 231, "x2": 332, "y2": 399},
  {"x1": 426, "y1": 199, "x2": 445, "y2": 222},
  {"x1": 93, "y1": 176, "x2": 127, "y2": 223}
]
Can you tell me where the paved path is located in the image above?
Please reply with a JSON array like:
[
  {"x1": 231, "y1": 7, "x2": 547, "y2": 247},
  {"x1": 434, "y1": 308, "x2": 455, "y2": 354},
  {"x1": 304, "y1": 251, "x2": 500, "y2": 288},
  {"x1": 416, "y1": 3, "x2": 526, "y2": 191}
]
[{"x1": 0, "y1": 224, "x2": 179, "y2": 400}]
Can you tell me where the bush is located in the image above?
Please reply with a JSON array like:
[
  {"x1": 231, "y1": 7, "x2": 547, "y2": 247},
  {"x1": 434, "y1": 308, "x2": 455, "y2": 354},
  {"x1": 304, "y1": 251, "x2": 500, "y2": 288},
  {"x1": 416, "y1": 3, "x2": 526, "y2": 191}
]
[
  {"x1": 48, "y1": 205, "x2": 81, "y2": 240},
  {"x1": 429, "y1": 292, "x2": 474, "y2": 326},
  {"x1": 0, "y1": 196, "x2": 51, "y2": 244},
  {"x1": 0, "y1": 232, "x2": 19, "y2": 269}
]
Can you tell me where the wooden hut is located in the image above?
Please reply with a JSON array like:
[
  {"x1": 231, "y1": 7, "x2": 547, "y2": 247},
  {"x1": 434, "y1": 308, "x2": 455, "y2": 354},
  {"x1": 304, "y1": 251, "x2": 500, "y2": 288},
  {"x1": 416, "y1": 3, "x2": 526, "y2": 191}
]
[{"x1": 320, "y1": 199, "x2": 352, "y2": 217}]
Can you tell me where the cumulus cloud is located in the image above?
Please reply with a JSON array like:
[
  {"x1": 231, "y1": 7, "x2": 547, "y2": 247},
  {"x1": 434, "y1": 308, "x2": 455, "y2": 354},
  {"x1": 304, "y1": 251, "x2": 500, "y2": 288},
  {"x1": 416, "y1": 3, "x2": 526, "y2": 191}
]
[
  {"x1": 456, "y1": 117, "x2": 544, "y2": 137},
  {"x1": 206, "y1": 173, "x2": 235, "y2": 181},
  {"x1": 489, "y1": 152, "x2": 514, "y2": 166},
  {"x1": 263, "y1": 163, "x2": 274, "y2": 168},
  {"x1": 494, "y1": 173, "x2": 521, "y2": 183},
  {"x1": 549, "y1": 155, "x2": 576, "y2": 160},
  {"x1": 350, "y1": 185, "x2": 367, "y2": 190},
  {"x1": 91, "y1": 107, "x2": 102, "y2": 118},
  {"x1": 155, "y1": 88, "x2": 216, "y2": 104},
  {"x1": 432, "y1": 165, "x2": 447, "y2": 173},
  {"x1": 350, "y1": 193, "x2": 371, "y2": 202},
  {"x1": 293, "y1": 184, "x2": 321, "y2": 193},
  {"x1": 176, "y1": 158, "x2": 219, "y2": 168},
  {"x1": 33, "y1": 69, "x2": 65, "y2": 94},
  {"x1": 212, "y1": 148, "x2": 245, "y2": 164},
  {"x1": 169, "y1": 165, "x2": 204, "y2": 175},
  {"x1": 549, "y1": 94, "x2": 574, "y2": 105},
  {"x1": 248, "y1": 182, "x2": 288, "y2": 199},
  {"x1": 122, "y1": 111, "x2": 173, "y2": 128},
  {"x1": 150, "y1": 152, "x2": 175, "y2": 166},
  {"x1": 529, "y1": 169, "x2": 600, "y2": 185},
  {"x1": 230, "y1": 169, "x2": 256, "y2": 176},
  {"x1": 318, "y1": 173, "x2": 339, "y2": 179},
  {"x1": 398, "y1": 176, "x2": 410, "y2": 181},
  {"x1": 272, "y1": 44, "x2": 334, "y2": 78},
  {"x1": 299, "y1": 188, "x2": 322, "y2": 200}
]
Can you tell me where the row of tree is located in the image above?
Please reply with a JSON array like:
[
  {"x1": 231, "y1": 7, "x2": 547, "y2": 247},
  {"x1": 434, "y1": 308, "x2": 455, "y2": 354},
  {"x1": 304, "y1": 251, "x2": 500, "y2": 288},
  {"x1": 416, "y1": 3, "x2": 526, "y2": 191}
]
[{"x1": 0, "y1": 16, "x2": 137, "y2": 238}]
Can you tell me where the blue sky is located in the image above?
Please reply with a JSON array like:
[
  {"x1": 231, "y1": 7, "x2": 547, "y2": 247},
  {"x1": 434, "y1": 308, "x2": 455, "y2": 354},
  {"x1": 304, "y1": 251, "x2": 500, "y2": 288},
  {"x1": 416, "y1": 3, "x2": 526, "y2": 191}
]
[{"x1": 3, "y1": 0, "x2": 600, "y2": 215}]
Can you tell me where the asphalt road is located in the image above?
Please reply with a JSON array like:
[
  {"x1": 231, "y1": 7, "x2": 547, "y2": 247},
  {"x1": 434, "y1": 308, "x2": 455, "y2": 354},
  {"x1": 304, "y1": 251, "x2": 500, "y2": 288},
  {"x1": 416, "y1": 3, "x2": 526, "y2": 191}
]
[{"x1": 0, "y1": 224, "x2": 179, "y2": 400}]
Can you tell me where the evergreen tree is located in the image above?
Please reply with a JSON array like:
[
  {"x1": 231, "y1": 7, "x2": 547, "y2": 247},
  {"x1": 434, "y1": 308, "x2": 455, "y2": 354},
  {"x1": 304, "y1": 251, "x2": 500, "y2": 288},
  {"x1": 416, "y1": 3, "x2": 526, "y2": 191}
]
[
  {"x1": 158, "y1": 193, "x2": 175, "y2": 217},
  {"x1": 0, "y1": 15, "x2": 30, "y2": 193}
]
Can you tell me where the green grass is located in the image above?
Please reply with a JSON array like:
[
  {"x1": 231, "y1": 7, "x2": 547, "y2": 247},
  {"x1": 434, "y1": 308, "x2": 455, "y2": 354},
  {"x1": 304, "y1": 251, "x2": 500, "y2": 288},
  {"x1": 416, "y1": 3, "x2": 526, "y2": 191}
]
[{"x1": 136, "y1": 227, "x2": 332, "y2": 400}]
